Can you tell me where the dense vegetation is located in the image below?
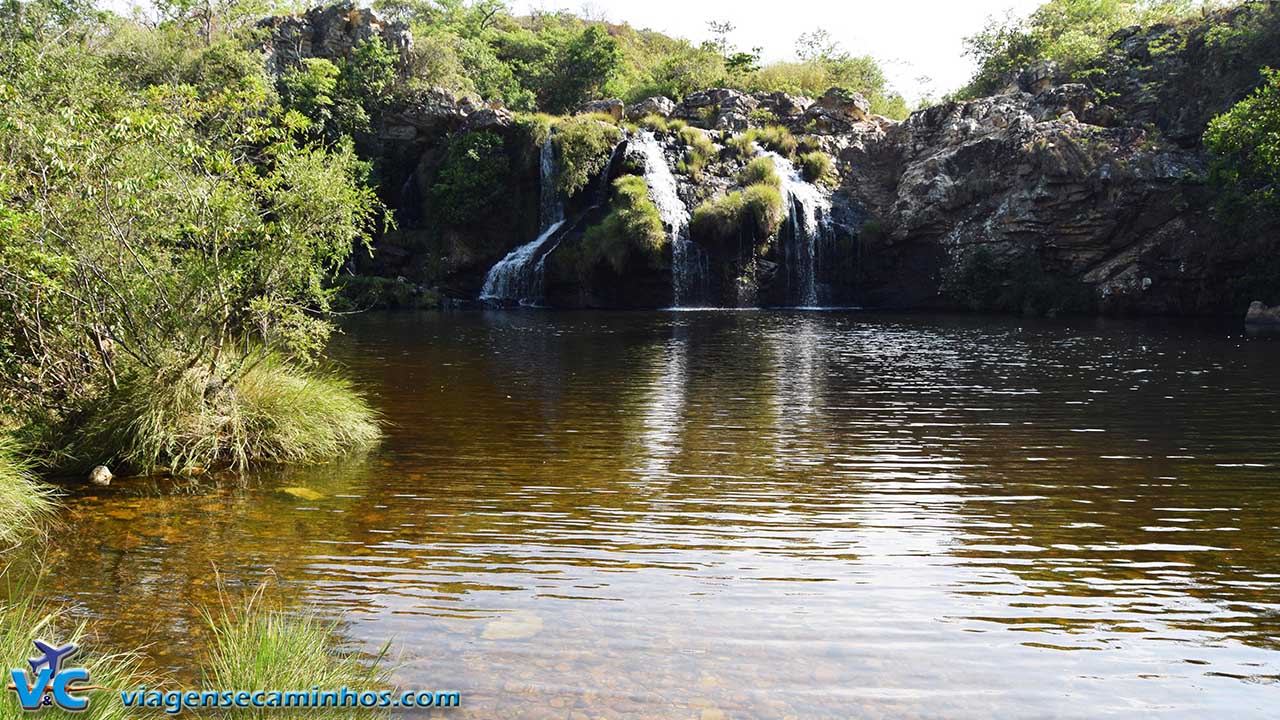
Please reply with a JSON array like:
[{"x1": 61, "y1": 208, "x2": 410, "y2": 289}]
[
  {"x1": 1205, "y1": 66, "x2": 1280, "y2": 226},
  {"x1": 1, "y1": 0, "x2": 383, "y2": 477},
  {"x1": 574, "y1": 175, "x2": 668, "y2": 275},
  {"x1": 959, "y1": 0, "x2": 1210, "y2": 97},
  {"x1": 376, "y1": 0, "x2": 908, "y2": 117}
]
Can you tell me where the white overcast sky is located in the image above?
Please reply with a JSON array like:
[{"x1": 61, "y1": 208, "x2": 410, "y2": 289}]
[{"x1": 100, "y1": 0, "x2": 1044, "y2": 101}]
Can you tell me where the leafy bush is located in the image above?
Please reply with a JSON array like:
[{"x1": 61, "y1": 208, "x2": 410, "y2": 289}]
[
  {"x1": 429, "y1": 131, "x2": 511, "y2": 226},
  {"x1": 69, "y1": 354, "x2": 380, "y2": 474},
  {"x1": 552, "y1": 115, "x2": 623, "y2": 197},
  {"x1": 573, "y1": 176, "x2": 668, "y2": 275},
  {"x1": 737, "y1": 156, "x2": 781, "y2": 187},
  {"x1": 1204, "y1": 67, "x2": 1280, "y2": 226},
  {"x1": 798, "y1": 150, "x2": 835, "y2": 187},
  {"x1": 690, "y1": 183, "x2": 784, "y2": 247},
  {"x1": 0, "y1": 41, "x2": 383, "y2": 439},
  {"x1": 0, "y1": 436, "x2": 56, "y2": 549}
]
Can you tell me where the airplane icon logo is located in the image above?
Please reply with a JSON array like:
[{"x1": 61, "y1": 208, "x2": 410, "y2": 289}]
[{"x1": 29, "y1": 641, "x2": 78, "y2": 676}]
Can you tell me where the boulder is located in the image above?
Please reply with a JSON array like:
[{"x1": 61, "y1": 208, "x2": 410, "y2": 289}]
[
  {"x1": 575, "y1": 98, "x2": 624, "y2": 121},
  {"x1": 89, "y1": 465, "x2": 112, "y2": 486},
  {"x1": 1246, "y1": 301, "x2": 1280, "y2": 325},
  {"x1": 752, "y1": 91, "x2": 813, "y2": 121},
  {"x1": 801, "y1": 87, "x2": 872, "y2": 134},
  {"x1": 1018, "y1": 60, "x2": 1060, "y2": 93},
  {"x1": 258, "y1": 1, "x2": 410, "y2": 77},
  {"x1": 677, "y1": 88, "x2": 758, "y2": 130},
  {"x1": 626, "y1": 96, "x2": 676, "y2": 120},
  {"x1": 465, "y1": 106, "x2": 513, "y2": 132}
]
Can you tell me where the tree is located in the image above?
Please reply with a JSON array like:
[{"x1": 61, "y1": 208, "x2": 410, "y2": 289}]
[
  {"x1": 543, "y1": 24, "x2": 620, "y2": 112},
  {"x1": 1204, "y1": 67, "x2": 1280, "y2": 225}
]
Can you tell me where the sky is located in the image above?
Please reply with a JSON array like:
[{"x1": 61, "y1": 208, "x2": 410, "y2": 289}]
[
  {"x1": 512, "y1": 0, "x2": 1045, "y2": 101},
  {"x1": 100, "y1": 0, "x2": 1045, "y2": 101}
]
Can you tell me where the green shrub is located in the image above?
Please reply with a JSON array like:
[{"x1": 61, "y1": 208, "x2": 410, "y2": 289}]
[
  {"x1": 429, "y1": 131, "x2": 511, "y2": 226},
  {"x1": 332, "y1": 276, "x2": 441, "y2": 311},
  {"x1": 675, "y1": 126, "x2": 717, "y2": 179},
  {"x1": 552, "y1": 115, "x2": 623, "y2": 197},
  {"x1": 201, "y1": 586, "x2": 392, "y2": 720},
  {"x1": 638, "y1": 113, "x2": 669, "y2": 133},
  {"x1": 797, "y1": 151, "x2": 835, "y2": 187},
  {"x1": 690, "y1": 182, "x2": 784, "y2": 247},
  {"x1": 737, "y1": 156, "x2": 780, "y2": 188},
  {"x1": 747, "y1": 107, "x2": 779, "y2": 126},
  {"x1": 747, "y1": 125, "x2": 797, "y2": 157},
  {"x1": 577, "y1": 176, "x2": 668, "y2": 274},
  {"x1": 512, "y1": 111, "x2": 556, "y2": 147},
  {"x1": 0, "y1": 436, "x2": 56, "y2": 549},
  {"x1": 71, "y1": 354, "x2": 380, "y2": 474},
  {"x1": 725, "y1": 132, "x2": 757, "y2": 158},
  {"x1": 1204, "y1": 67, "x2": 1280, "y2": 227}
]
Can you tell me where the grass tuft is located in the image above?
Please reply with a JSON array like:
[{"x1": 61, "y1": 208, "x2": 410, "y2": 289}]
[
  {"x1": 689, "y1": 182, "x2": 784, "y2": 248},
  {"x1": 201, "y1": 584, "x2": 390, "y2": 720},
  {"x1": 674, "y1": 126, "x2": 716, "y2": 179},
  {"x1": 0, "y1": 436, "x2": 56, "y2": 550},
  {"x1": 737, "y1": 156, "x2": 780, "y2": 188},
  {"x1": 71, "y1": 354, "x2": 379, "y2": 474},
  {"x1": 0, "y1": 580, "x2": 146, "y2": 720},
  {"x1": 797, "y1": 150, "x2": 836, "y2": 187}
]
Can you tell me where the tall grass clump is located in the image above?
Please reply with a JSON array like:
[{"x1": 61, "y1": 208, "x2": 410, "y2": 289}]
[
  {"x1": 725, "y1": 132, "x2": 757, "y2": 159},
  {"x1": 675, "y1": 126, "x2": 716, "y2": 179},
  {"x1": 638, "y1": 113, "x2": 669, "y2": 133},
  {"x1": 71, "y1": 354, "x2": 379, "y2": 474},
  {"x1": 201, "y1": 586, "x2": 391, "y2": 720},
  {"x1": 690, "y1": 183, "x2": 784, "y2": 248},
  {"x1": 1, "y1": 583, "x2": 146, "y2": 720},
  {"x1": 798, "y1": 150, "x2": 836, "y2": 187},
  {"x1": 0, "y1": 437, "x2": 56, "y2": 550},
  {"x1": 741, "y1": 125, "x2": 798, "y2": 157},
  {"x1": 574, "y1": 176, "x2": 668, "y2": 275},
  {"x1": 737, "y1": 156, "x2": 781, "y2": 188}
]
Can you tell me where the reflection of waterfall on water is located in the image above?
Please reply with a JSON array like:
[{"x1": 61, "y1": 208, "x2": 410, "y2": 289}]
[
  {"x1": 768, "y1": 316, "x2": 827, "y2": 470},
  {"x1": 632, "y1": 131, "x2": 705, "y2": 307},
  {"x1": 768, "y1": 152, "x2": 833, "y2": 308},
  {"x1": 633, "y1": 331, "x2": 689, "y2": 480},
  {"x1": 480, "y1": 136, "x2": 565, "y2": 305}
]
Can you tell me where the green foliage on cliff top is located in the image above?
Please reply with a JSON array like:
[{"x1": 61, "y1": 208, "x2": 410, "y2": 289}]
[
  {"x1": 690, "y1": 183, "x2": 785, "y2": 247},
  {"x1": 552, "y1": 115, "x2": 623, "y2": 197},
  {"x1": 959, "y1": 0, "x2": 1207, "y2": 98},
  {"x1": 1204, "y1": 66, "x2": 1280, "y2": 226},
  {"x1": 576, "y1": 175, "x2": 668, "y2": 274}
]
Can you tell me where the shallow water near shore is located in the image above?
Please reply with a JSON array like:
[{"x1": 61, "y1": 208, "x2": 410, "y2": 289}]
[{"x1": 26, "y1": 311, "x2": 1280, "y2": 718}]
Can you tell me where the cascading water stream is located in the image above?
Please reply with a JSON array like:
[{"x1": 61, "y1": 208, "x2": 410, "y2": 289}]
[
  {"x1": 480, "y1": 135, "x2": 565, "y2": 305},
  {"x1": 767, "y1": 151, "x2": 833, "y2": 308},
  {"x1": 632, "y1": 131, "x2": 705, "y2": 307}
]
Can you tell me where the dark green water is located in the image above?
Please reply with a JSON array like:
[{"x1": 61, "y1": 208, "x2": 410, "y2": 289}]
[{"x1": 30, "y1": 311, "x2": 1280, "y2": 718}]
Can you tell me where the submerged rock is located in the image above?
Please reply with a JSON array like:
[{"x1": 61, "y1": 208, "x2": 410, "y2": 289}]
[
  {"x1": 481, "y1": 611, "x2": 544, "y2": 640},
  {"x1": 279, "y1": 486, "x2": 325, "y2": 501}
]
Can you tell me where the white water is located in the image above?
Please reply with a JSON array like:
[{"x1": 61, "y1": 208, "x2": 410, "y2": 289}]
[
  {"x1": 768, "y1": 151, "x2": 833, "y2": 307},
  {"x1": 479, "y1": 220, "x2": 566, "y2": 304},
  {"x1": 633, "y1": 131, "x2": 703, "y2": 306},
  {"x1": 481, "y1": 135, "x2": 565, "y2": 305}
]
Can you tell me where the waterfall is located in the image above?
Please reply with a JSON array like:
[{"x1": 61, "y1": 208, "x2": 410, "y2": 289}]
[
  {"x1": 480, "y1": 135, "x2": 567, "y2": 306},
  {"x1": 479, "y1": 219, "x2": 567, "y2": 305},
  {"x1": 767, "y1": 152, "x2": 832, "y2": 308},
  {"x1": 633, "y1": 131, "x2": 705, "y2": 307},
  {"x1": 539, "y1": 134, "x2": 563, "y2": 230}
]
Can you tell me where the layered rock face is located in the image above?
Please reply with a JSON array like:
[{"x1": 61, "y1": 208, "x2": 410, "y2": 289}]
[{"x1": 258, "y1": 3, "x2": 1280, "y2": 315}]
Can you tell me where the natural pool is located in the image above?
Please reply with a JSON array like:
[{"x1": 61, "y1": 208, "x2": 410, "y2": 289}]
[{"x1": 26, "y1": 311, "x2": 1280, "y2": 718}]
